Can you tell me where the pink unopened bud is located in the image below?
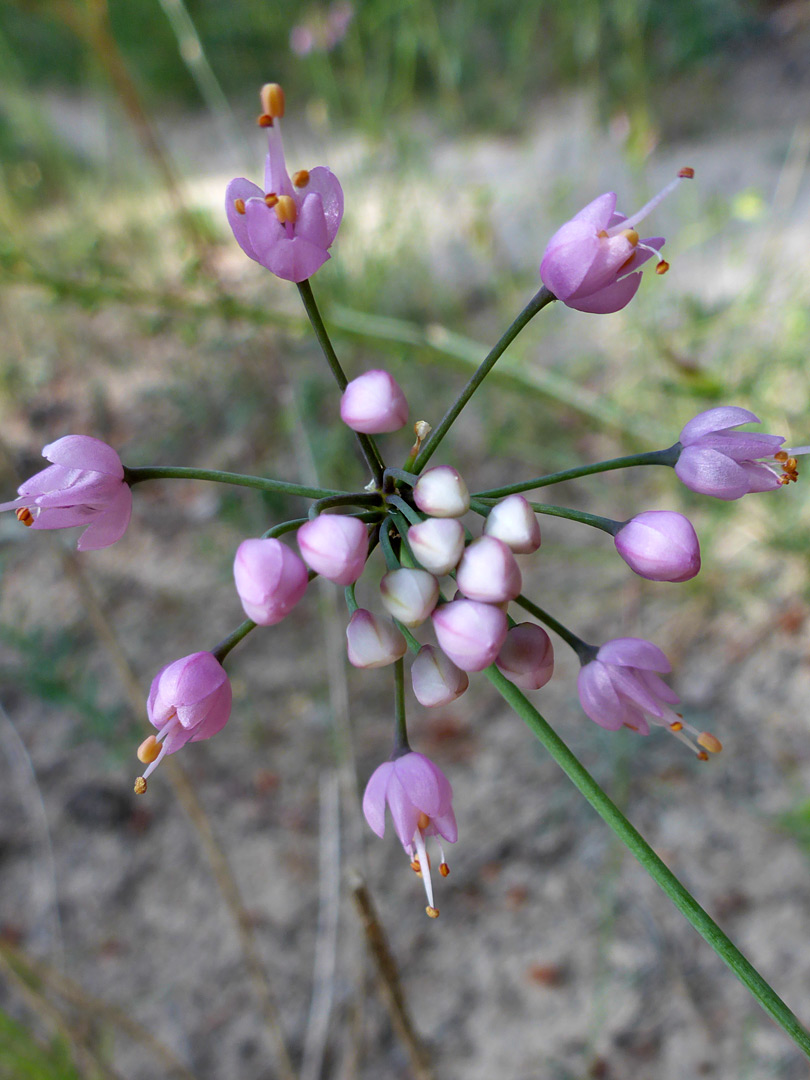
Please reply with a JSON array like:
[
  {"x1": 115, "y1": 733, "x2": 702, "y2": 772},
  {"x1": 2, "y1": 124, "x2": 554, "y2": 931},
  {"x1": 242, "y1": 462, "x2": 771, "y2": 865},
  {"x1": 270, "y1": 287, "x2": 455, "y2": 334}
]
[
  {"x1": 431, "y1": 599, "x2": 508, "y2": 672},
  {"x1": 408, "y1": 517, "x2": 465, "y2": 576},
  {"x1": 233, "y1": 538, "x2": 309, "y2": 625},
  {"x1": 297, "y1": 515, "x2": 368, "y2": 585},
  {"x1": 379, "y1": 568, "x2": 439, "y2": 627},
  {"x1": 456, "y1": 536, "x2": 522, "y2": 603},
  {"x1": 413, "y1": 466, "x2": 470, "y2": 518},
  {"x1": 340, "y1": 369, "x2": 409, "y2": 434},
  {"x1": 483, "y1": 494, "x2": 541, "y2": 554},
  {"x1": 614, "y1": 510, "x2": 701, "y2": 582},
  {"x1": 346, "y1": 609, "x2": 407, "y2": 668},
  {"x1": 411, "y1": 645, "x2": 469, "y2": 707},
  {"x1": 496, "y1": 623, "x2": 554, "y2": 690}
]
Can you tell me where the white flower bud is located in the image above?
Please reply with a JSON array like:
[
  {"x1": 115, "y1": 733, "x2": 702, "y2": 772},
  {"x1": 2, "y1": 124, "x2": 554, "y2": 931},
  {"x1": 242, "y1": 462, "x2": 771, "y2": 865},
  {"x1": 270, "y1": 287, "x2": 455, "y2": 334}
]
[
  {"x1": 456, "y1": 535, "x2": 522, "y2": 603},
  {"x1": 408, "y1": 517, "x2": 465, "y2": 576},
  {"x1": 379, "y1": 568, "x2": 439, "y2": 627},
  {"x1": 484, "y1": 494, "x2": 541, "y2": 554},
  {"x1": 411, "y1": 645, "x2": 469, "y2": 707},
  {"x1": 346, "y1": 609, "x2": 407, "y2": 668},
  {"x1": 413, "y1": 466, "x2": 470, "y2": 518}
]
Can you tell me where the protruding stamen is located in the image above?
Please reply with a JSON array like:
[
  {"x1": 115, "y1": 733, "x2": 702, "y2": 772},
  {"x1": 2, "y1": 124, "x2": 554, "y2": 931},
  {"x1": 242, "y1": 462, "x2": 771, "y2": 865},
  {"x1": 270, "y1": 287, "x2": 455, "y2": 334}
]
[
  {"x1": 137, "y1": 735, "x2": 161, "y2": 764},
  {"x1": 260, "y1": 83, "x2": 285, "y2": 119},
  {"x1": 612, "y1": 170, "x2": 694, "y2": 234},
  {"x1": 697, "y1": 732, "x2": 722, "y2": 754},
  {"x1": 655, "y1": 260, "x2": 670, "y2": 275},
  {"x1": 134, "y1": 776, "x2": 147, "y2": 794},
  {"x1": 275, "y1": 195, "x2": 297, "y2": 224},
  {"x1": 234, "y1": 198, "x2": 246, "y2": 215},
  {"x1": 425, "y1": 906, "x2": 440, "y2": 919},
  {"x1": 257, "y1": 114, "x2": 273, "y2": 128},
  {"x1": 439, "y1": 862, "x2": 450, "y2": 878},
  {"x1": 15, "y1": 507, "x2": 34, "y2": 526},
  {"x1": 293, "y1": 169, "x2": 310, "y2": 188},
  {"x1": 413, "y1": 829, "x2": 435, "y2": 909},
  {"x1": 679, "y1": 167, "x2": 695, "y2": 179}
]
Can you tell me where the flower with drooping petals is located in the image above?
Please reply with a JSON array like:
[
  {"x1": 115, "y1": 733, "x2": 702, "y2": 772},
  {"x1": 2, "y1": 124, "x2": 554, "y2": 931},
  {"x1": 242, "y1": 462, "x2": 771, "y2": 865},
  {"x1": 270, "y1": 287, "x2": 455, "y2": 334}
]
[
  {"x1": 297, "y1": 514, "x2": 368, "y2": 585},
  {"x1": 225, "y1": 83, "x2": 343, "y2": 283},
  {"x1": 614, "y1": 510, "x2": 701, "y2": 582},
  {"x1": 340, "y1": 369, "x2": 408, "y2": 434},
  {"x1": 0, "y1": 435, "x2": 131, "y2": 551},
  {"x1": 134, "y1": 652, "x2": 232, "y2": 791},
  {"x1": 432, "y1": 598, "x2": 508, "y2": 672},
  {"x1": 675, "y1": 407, "x2": 799, "y2": 500},
  {"x1": 540, "y1": 169, "x2": 694, "y2": 314},
  {"x1": 577, "y1": 637, "x2": 721, "y2": 758},
  {"x1": 362, "y1": 750, "x2": 457, "y2": 917},
  {"x1": 233, "y1": 538, "x2": 308, "y2": 625}
]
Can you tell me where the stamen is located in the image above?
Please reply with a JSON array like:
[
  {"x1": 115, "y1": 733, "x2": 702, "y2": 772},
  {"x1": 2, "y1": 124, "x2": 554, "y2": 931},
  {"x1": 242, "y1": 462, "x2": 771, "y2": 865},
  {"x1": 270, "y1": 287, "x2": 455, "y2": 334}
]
[
  {"x1": 15, "y1": 507, "x2": 34, "y2": 526},
  {"x1": 413, "y1": 829, "x2": 435, "y2": 909},
  {"x1": 260, "y1": 83, "x2": 285, "y2": 119},
  {"x1": 620, "y1": 228, "x2": 639, "y2": 245},
  {"x1": 655, "y1": 260, "x2": 670, "y2": 275},
  {"x1": 233, "y1": 198, "x2": 246, "y2": 215},
  {"x1": 697, "y1": 751, "x2": 709, "y2": 762},
  {"x1": 697, "y1": 732, "x2": 723, "y2": 754},
  {"x1": 134, "y1": 776, "x2": 147, "y2": 795},
  {"x1": 137, "y1": 735, "x2": 161, "y2": 764},
  {"x1": 425, "y1": 906, "x2": 440, "y2": 919},
  {"x1": 775, "y1": 451, "x2": 788, "y2": 462},
  {"x1": 612, "y1": 169, "x2": 694, "y2": 234},
  {"x1": 264, "y1": 193, "x2": 279, "y2": 208},
  {"x1": 417, "y1": 812, "x2": 431, "y2": 830},
  {"x1": 440, "y1": 863, "x2": 450, "y2": 878},
  {"x1": 293, "y1": 169, "x2": 310, "y2": 188},
  {"x1": 257, "y1": 114, "x2": 273, "y2": 128},
  {"x1": 275, "y1": 195, "x2": 297, "y2": 224},
  {"x1": 679, "y1": 167, "x2": 695, "y2": 179},
  {"x1": 410, "y1": 859, "x2": 422, "y2": 874}
]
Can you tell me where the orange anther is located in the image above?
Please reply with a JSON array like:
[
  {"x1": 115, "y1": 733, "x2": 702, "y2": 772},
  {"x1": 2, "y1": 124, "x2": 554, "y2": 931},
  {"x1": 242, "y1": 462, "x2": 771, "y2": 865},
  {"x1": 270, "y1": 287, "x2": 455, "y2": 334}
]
[
  {"x1": 620, "y1": 228, "x2": 639, "y2": 246},
  {"x1": 134, "y1": 776, "x2": 147, "y2": 794},
  {"x1": 696, "y1": 751, "x2": 709, "y2": 762},
  {"x1": 655, "y1": 259, "x2": 670, "y2": 275},
  {"x1": 669, "y1": 721, "x2": 684, "y2": 732},
  {"x1": 425, "y1": 906, "x2": 440, "y2": 919},
  {"x1": 137, "y1": 735, "x2": 161, "y2": 764},
  {"x1": 786, "y1": 458, "x2": 797, "y2": 470},
  {"x1": 257, "y1": 114, "x2": 273, "y2": 127},
  {"x1": 274, "y1": 195, "x2": 297, "y2": 224},
  {"x1": 439, "y1": 862, "x2": 450, "y2": 878},
  {"x1": 410, "y1": 859, "x2": 421, "y2": 873},
  {"x1": 679, "y1": 167, "x2": 695, "y2": 179},
  {"x1": 233, "y1": 198, "x2": 246, "y2": 215},
  {"x1": 697, "y1": 732, "x2": 723, "y2": 754},
  {"x1": 293, "y1": 169, "x2": 310, "y2": 188},
  {"x1": 15, "y1": 507, "x2": 34, "y2": 526},
  {"x1": 260, "y1": 83, "x2": 285, "y2": 119},
  {"x1": 417, "y1": 812, "x2": 431, "y2": 831},
  {"x1": 775, "y1": 451, "x2": 788, "y2": 462},
  {"x1": 264, "y1": 192, "x2": 279, "y2": 208}
]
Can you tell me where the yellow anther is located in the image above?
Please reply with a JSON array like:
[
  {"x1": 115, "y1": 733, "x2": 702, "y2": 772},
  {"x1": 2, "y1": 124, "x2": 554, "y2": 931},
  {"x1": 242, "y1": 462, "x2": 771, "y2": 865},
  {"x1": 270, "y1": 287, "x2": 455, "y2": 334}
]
[
  {"x1": 655, "y1": 259, "x2": 670, "y2": 275},
  {"x1": 410, "y1": 859, "x2": 421, "y2": 874},
  {"x1": 274, "y1": 195, "x2": 297, "y2": 224},
  {"x1": 439, "y1": 862, "x2": 450, "y2": 878},
  {"x1": 669, "y1": 720, "x2": 684, "y2": 732},
  {"x1": 775, "y1": 451, "x2": 788, "y2": 462},
  {"x1": 425, "y1": 906, "x2": 440, "y2": 919},
  {"x1": 293, "y1": 169, "x2": 310, "y2": 188},
  {"x1": 15, "y1": 507, "x2": 34, "y2": 526},
  {"x1": 137, "y1": 734, "x2": 161, "y2": 764},
  {"x1": 257, "y1": 114, "x2": 273, "y2": 128},
  {"x1": 233, "y1": 198, "x2": 246, "y2": 215},
  {"x1": 679, "y1": 166, "x2": 695, "y2": 179},
  {"x1": 786, "y1": 458, "x2": 797, "y2": 471},
  {"x1": 264, "y1": 192, "x2": 279, "y2": 208},
  {"x1": 697, "y1": 732, "x2": 723, "y2": 754},
  {"x1": 417, "y1": 812, "x2": 431, "y2": 831},
  {"x1": 134, "y1": 776, "x2": 147, "y2": 795},
  {"x1": 620, "y1": 228, "x2": 639, "y2": 246},
  {"x1": 260, "y1": 83, "x2": 285, "y2": 119}
]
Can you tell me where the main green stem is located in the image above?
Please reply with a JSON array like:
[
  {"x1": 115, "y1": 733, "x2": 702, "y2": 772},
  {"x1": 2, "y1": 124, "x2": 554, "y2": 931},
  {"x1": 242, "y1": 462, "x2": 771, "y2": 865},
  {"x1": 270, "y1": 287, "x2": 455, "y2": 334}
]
[
  {"x1": 124, "y1": 465, "x2": 345, "y2": 501},
  {"x1": 297, "y1": 279, "x2": 385, "y2": 485},
  {"x1": 473, "y1": 445, "x2": 682, "y2": 499},
  {"x1": 485, "y1": 665, "x2": 810, "y2": 1057},
  {"x1": 393, "y1": 657, "x2": 409, "y2": 754},
  {"x1": 411, "y1": 286, "x2": 556, "y2": 473}
]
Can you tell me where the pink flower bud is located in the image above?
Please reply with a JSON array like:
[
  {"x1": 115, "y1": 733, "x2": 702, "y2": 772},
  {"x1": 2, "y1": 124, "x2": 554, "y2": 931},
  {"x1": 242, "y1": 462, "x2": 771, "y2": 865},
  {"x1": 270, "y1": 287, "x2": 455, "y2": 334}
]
[
  {"x1": 340, "y1": 369, "x2": 409, "y2": 434},
  {"x1": 297, "y1": 515, "x2": 368, "y2": 585},
  {"x1": 614, "y1": 510, "x2": 701, "y2": 582},
  {"x1": 413, "y1": 466, "x2": 469, "y2": 518},
  {"x1": 346, "y1": 609, "x2": 407, "y2": 668},
  {"x1": 411, "y1": 645, "x2": 469, "y2": 707},
  {"x1": 233, "y1": 538, "x2": 308, "y2": 625},
  {"x1": 456, "y1": 536, "x2": 522, "y2": 603},
  {"x1": 379, "y1": 568, "x2": 439, "y2": 627},
  {"x1": 431, "y1": 599, "x2": 508, "y2": 672},
  {"x1": 483, "y1": 494, "x2": 541, "y2": 553},
  {"x1": 496, "y1": 623, "x2": 554, "y2": 690},
  {"x1": 408, "y1": 517, "x2": 465, "y2": 575}
]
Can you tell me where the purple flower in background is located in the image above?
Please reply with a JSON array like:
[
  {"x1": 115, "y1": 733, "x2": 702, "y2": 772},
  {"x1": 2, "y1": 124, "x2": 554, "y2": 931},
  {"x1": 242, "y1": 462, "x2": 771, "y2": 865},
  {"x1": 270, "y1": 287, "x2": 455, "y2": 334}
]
[
  {"x1": 340, "y1": 369, "x2": 409, "y2": 434},
  {"x1": 577, "y1": 637, "x2": 721, "y2": 758},
  {"x1": 0, "y1": 435, "x2": 131, "y2": 551},
  {"x1": 363, "y1": 750, "x2": 457, "y2": 917},
  {"x1": 675, "y1": 406, "x2": 799, "y2": 500},
  {"x1": 614, "y1": 510, "x2": 701, "y2": 582},
  {"x1": 226, "y1": 83, "x2": 343, "y2": 283},
  {"x1": 135, "y1": 652, "x2": 233, "y2": 790},
  {"x1": 290, "y1": 2, "x2": 354, "y2": 55},
  {"x1": 540, "y1": 168, "x2": 694, "y2": 314}
]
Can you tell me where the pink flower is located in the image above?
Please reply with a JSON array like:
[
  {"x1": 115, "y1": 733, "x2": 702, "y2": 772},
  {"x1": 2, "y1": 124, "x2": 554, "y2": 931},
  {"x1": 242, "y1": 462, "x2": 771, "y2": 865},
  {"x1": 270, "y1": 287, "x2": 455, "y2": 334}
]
[
  {"x1": 540, "y1": 169, "x2": 693, "y2": 314},
  {"x1": 233, "y1": 538, "x2": 308, "y2": 625},
  {"x1": 411, "y1": 644, "x2": 469, "y2": 707},
  {"x1": 346, "y1": 608, "x2": 406, "y2": 668},
  {"x1": 431, "y1": 598, "x2": 508, "y2": 672},
  {"x1": 496, "y1": 623, "x2": 554, "y2": 690},
  {"x1": 675, "y1": 407, "x2": 798, "y2": 500},
  {"x1": 340, "y1": 369, "x2": 408, "y2": 434},
  {"x1": 362, "y1": 750, "x2": 457, "y2": 917},
  {"x1": 614, "y1": 510, "x2": 700, "y2": 582},
  {"x1": 577, "y1": 637, "x2": 721, "y2": 758},
  {"x1": 297, "y1": 514, "x2": 368, "y2": 585},
  {"x1": 483, "y1": 494, "x2": 541, "y2": 554},
  {"x1": 225, "y1": 84, "x2": 343, "y2": 283},
  {"x1": 0, "y1": 435, "x2": 131, "y2": 551},
  {"x1": 408, "y1": 517, "x2": 465, "y2": 576},
  {"x1": 412, "y1": 466, "x2": 470, "y2": 518},
  {"x1": 135, "y1": 652, "x2": 232, "y2": 788},
  {"x1": 455, "y1": 535, "x2": 522, "y2": 603}
]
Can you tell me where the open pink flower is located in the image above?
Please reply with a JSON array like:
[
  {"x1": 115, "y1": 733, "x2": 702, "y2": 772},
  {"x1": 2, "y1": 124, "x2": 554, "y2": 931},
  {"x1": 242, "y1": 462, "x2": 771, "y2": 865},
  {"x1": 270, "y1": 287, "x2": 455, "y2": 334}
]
[
  {"x1": 0, "y1": 435, "x2": 131, "y2": 551},
  {"x1": 363, "y1": 750, "x2": 457, "y2": 917},
  {"x1": 577, "y1": 637, "x2": 721, "y2": 758},
  {"x1": 135, "y1": 652, "x2": 232, "y2": 789},
  {"x1": 540, "y1": 169, "x2": 693, "y2": 314},
  {"x1": 675, "y1": 406, "x2": 799, "y2": 500},
  {"x1": 225, "y1": 83, "x2": 343, "y2": 283}
]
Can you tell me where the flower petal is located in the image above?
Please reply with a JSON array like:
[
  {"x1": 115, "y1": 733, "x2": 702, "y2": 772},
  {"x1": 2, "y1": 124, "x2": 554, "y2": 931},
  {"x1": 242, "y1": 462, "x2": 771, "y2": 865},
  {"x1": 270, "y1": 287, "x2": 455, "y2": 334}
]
[
  {"x1": 265, "y1": 237, "x2": 330, "y2": 283},
  {"x1": 577, "y1": 661, "x2": 626, "y2": 730},
  {"x1": 384, "y1": 772, "x2": 421, "y2": 849},
  {"x1": 244, "y1": 199, "x2": 286, "y2": 266},
  {"x1": 295, "y1": 191, "x2": 329, "y2": 249},
  {"x1": 225, "y1": 177, "x2": 264, "y2": 262},
  {"x1": 392, "y1": 752, "x2": 444, "y2": 818},
  {"x1": 75, "y1": 485, "x2": 133, "y2": 550},
  {"x1": 674, "y1": 446, "x2": 751, "y2": 500},
  {"x1": 565, "y1": 272, "x2": 641, "y2": 314},
  {"x1": 679, "y1": 406, "x2": 761, "y2": 445},
  {"x1": 305, "y1": 167, "x2": 344, "y2": 245},
  {"x1": 596, "y1": 637, "x2": 671, "y2": 672},
  {"x1": 540, "y1": 221, "x2": 600, "y2": 300},
  {"x1": 42, "y1": 435, "x2": 124, "y2": 477},
  {"x1": 362, "y1": 762, "x2": 394, "y2": 838}
]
